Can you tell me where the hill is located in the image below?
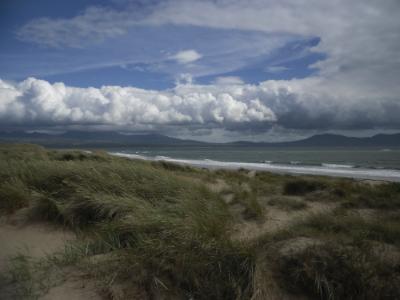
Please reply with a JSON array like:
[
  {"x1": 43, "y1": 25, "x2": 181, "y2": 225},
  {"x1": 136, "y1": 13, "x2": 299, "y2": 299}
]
[{"x1": 0, "y1": 131, "x2": 399, "y2": 147}]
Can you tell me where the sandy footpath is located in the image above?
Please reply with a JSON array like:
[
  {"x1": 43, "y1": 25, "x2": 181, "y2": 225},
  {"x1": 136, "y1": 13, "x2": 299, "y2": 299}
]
[
  {"x1": 0, "y1": 219, "x2": 101, "y2": 299},
  {"x1": 0, "y1": 222, "x2": 74, "y2": 271}
]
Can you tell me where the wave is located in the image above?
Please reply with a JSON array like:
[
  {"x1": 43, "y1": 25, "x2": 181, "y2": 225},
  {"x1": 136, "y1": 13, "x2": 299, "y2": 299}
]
[
  {"x1": 112, "y1": 152, "x2": 148, "y2": 160},
  {"x1": 155, "y1": 155, "x2": 171, "y2": 160},
  {"x1": 110, "y1": 152, "x2": 400, "y2": 182},
  {"x1": 321, "y1": 163, "x2": 354, "y2": 169}
]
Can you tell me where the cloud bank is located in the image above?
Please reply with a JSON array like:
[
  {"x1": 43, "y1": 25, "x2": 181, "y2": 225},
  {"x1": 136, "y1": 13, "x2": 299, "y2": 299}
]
[{"x1": 1, "y1": 77, "x2": 399, "y2": 133}]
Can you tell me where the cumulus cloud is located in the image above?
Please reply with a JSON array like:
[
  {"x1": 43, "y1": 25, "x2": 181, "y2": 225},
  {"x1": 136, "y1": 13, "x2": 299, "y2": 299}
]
[
  {"x1": 170, "y1": 50, "x2": 202, "y2": 64},
  {"x1": 0, "y1": 77, "x2": 275, "y2": 130},
  {"x1": 1, "y1": 77, "x2": 400, "y2": 133}
]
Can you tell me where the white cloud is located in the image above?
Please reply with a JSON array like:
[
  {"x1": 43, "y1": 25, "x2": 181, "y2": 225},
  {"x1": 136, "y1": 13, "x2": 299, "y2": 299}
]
[
  {"x1": 1, "y1": 76, "x2": 400, "y2": 132},
  {"x1": 214, "y1": 76, "x2": 244, "y2": 85},
  {"x1": 170, "y1": 50, "x2": 202, "y2": 64},
  {"x1": 17, "y1": 6, "x2": 135, "y2": 48},
  {"x1": 16, "y1": 0, "x2": 400, "y2": 94},
  {"x1": 175, "y1": 73, "x2": 194, "y2": 85},
  {"x1": 0, "y1": 77, "x2": 275, "y2": 129}
]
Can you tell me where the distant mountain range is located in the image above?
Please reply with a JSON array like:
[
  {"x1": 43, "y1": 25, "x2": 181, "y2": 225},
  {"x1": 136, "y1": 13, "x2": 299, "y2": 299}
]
[
  {"x1": 0, "y1": 131, "x2": 204, "y2": 147},
  {"x1": 233, "y1": 133, "x2": 400, "y2": 147},
  {"x1": 0, "y1": 131, "x2": 399, "y2": 148}
]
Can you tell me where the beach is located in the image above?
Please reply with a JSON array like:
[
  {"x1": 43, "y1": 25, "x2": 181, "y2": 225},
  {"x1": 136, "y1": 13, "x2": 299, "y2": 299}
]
[{"x1": 112, "y1": 152, "x2": 400, "y2": 182}]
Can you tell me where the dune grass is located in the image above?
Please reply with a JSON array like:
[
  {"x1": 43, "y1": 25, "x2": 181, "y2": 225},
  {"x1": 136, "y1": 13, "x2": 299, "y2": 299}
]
[
  {"x1": 267, "y1": 196, "x2": 308, "y2": 211},
  {"x1": 0, "y1": 144, "x2": 254, "y2": 299},
  {"x1": 1, "y1": 144, "x2": 400, "y2": 299}
]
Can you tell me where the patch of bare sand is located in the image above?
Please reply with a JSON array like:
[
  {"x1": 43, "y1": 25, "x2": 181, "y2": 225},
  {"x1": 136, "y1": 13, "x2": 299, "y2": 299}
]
[
  {"x1": 232, "y1": 200, "x2": 336, "y2": 241},
  {"x1": 352, "y1": 208, "x2": 378, "y2": 220},
  {"x1": 0, "y1": 219, "x2": 103, "y2": 300},
  {"x1": 247, "y1": 170, "x2": 257, "y2": 178},
  {"x1": 357, "y1": 179, "x2": 387, "y2": 186},
  {"x1": 207, "y1": 178, "x2": 230, "y2": 193},
  {"x1": 40, "y1": 275, "x2": 100, "y2": 300},
  {"x1": 0, "y1": 222, "x2": 74, "y2": 271},
  {"x1": 370, "y1": 241, "x2": 400, "y2": 265},
  {"x1": 222, "y1": 193, "x2": 235, "y2": 204}
]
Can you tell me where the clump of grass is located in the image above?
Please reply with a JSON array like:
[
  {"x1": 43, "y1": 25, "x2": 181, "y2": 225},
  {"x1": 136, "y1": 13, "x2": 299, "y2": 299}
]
[
  {"x1": 232, "y1": 190, "x2": 264, "y2": 221},
  {"x1": 268, "y1": 196, "x2": 308, "y2": 211},
  {"x1": 283, "y1": 178, "x2": 327, "y2": 196},
  {"x1": 0, "y1": 178, "x2": 30, "y2": 214},
  {"x1": 151, "y1": 160, "x2": 194, "y2": 172},
  {"x1": 49, "y1": 150, "x2": 109, "y2": 162},
  {"x1": 85, "y1": 216, "x2": 255, "y2": 299},
  {"x1": 0, "y1": 144, "x2": 49, "y2": 161},
  {"x1": 341, "y1": 182, "x2": 400, "y2": 209},
  {"x1": 6, "y1": 253, "x2": 36, "y2": 299},
  {"x1": 278, "y1": 209, "x2": 400, "y2": 247},
  {"x1": 243, "y1": 195, "x2": 264, "y2": 221},
  {"x1": 75, "y1": 191, "x2": 253, "y2": 299},
  {"x1": 215, "y1": 169, "x2": 250, "y2": 184},
  {"x1": 276, "y1": 242, "x2": 400, "y2": 300},
  {"x1": 28, "y1": 194, "x2": 64, "y2": 223}
]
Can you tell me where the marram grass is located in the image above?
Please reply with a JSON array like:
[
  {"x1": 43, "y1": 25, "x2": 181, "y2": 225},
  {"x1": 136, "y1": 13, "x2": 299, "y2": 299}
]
[{"x1": 1, "y1": 144, "x2": 400, "y2": 299}]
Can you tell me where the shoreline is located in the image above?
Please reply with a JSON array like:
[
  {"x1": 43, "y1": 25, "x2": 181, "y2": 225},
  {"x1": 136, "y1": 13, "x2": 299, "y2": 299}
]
[{"x1": 111, "y1": 152, "x2": 400, "y2": 182}]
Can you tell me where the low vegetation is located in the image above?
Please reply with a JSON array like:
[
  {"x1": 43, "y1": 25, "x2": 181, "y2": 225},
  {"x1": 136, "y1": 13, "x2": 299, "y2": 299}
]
[
  {"x1": 283, "y1": 178, "x2": 327, "y2": 195},
  {"x1": 1, "y1": 144, "x2": 399, "y2": 299},
  {"x1": 268, "y1": 196, "x2": 308, "y2": 211}
]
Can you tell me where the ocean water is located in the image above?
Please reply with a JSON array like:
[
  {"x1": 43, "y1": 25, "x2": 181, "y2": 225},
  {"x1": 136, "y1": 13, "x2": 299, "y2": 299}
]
[
  {"x1": 109, "y1": 146, "x2": 400, "y2": 182},
  {"x1": 110, "y1": 146, "x2": 400, "y2": 169}
]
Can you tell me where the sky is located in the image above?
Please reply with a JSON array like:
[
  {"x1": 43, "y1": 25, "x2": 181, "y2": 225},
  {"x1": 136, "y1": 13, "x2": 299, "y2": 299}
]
[{"x1": 0, "y1": 0, "x2": 400, "y2": 142}]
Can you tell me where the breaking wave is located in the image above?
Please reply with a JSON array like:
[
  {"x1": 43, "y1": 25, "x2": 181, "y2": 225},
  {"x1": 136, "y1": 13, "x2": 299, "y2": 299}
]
[{"x1": 110, "y1": 152, "x2": 400, "y2": 182}]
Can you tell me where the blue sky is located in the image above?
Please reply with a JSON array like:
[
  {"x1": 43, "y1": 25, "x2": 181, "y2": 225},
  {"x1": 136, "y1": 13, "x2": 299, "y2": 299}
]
[
  {"x1": 0, "y1": 0, "x2": 324, "y2": 89},
  {"x1": 0, "y1": 0, "x2": 399, "y2": 141}
]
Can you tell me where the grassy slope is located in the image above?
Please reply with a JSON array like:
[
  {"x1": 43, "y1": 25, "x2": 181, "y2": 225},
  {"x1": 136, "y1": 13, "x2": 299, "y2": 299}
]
[{"x1": 0, "y1": 144, "x2": 400, "y2": 300}]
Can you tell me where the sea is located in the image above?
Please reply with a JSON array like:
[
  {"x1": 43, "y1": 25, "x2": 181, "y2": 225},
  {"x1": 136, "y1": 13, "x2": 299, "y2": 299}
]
[{"x1": 109, "y1": 146, "x2": 400, "y2": 182}]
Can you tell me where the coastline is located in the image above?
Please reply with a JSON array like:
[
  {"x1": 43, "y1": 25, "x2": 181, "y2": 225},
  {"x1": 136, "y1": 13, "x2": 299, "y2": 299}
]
[{"x1": 111, "y1": 152, "x2": 400, "y2": 182}]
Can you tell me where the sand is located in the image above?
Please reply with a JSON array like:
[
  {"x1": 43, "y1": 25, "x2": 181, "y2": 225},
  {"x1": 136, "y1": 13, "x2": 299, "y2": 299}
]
[{"x1": 0, "y1": 219, "x2": 102, "y2": 300}]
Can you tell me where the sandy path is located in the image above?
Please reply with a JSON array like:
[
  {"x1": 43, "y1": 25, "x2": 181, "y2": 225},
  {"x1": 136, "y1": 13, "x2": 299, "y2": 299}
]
[
  {"x1": 232, "y1": 201, "x2": 336, "y2": 241},
  {"x1": 0, "y1": 222, "x2": 75, "y2": 271},
  {"x1": 0, "y1": 221, "x2": 102, "y2": 300}
]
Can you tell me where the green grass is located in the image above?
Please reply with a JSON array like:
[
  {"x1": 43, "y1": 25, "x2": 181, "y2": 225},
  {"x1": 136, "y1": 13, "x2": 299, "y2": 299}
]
[
  {"x1": 255, "y1": 209, "x2": 400, "y2": 300},
  {"x1": 0, "y1": 178, "x2": 30, "y2": 214},
  {"x1": 275, "y1": 241, "x2": 400, "y2": 300},
  {"x1": 267, "y1": 196, "x2": 308, "y2": 211},
  {"x1": 283, "y1": 178, "x2": 328, "y2": 195},
  {"x1": 0, "y1": 144, "x2": 254, "y2": 299},
  {"x1": 1, "y1": 144, "x2": 400, "y2": 299}
]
